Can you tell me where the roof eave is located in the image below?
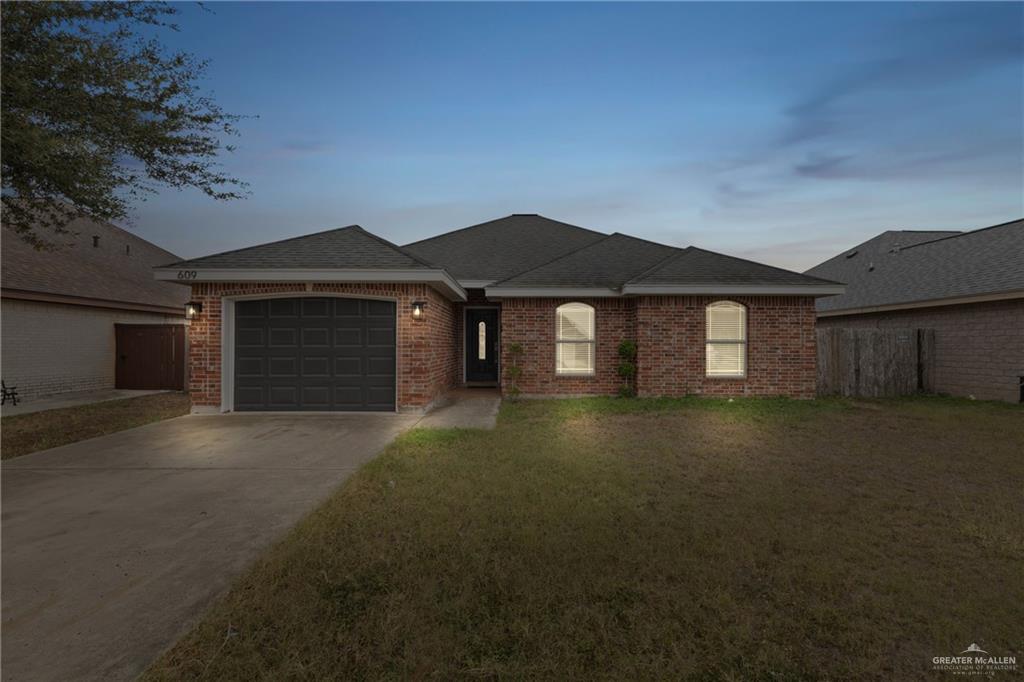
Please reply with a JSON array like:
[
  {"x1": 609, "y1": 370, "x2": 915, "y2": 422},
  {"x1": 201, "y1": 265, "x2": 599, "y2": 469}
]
[
  {"x1": 153, "y1": 267, "x2": 467, "y2": 301},
  {"x1": 485, "y1": 286, "x2": 621, "y2": 298},
  {"x1": 621, "y1": 284, "x2": 846, "y2": 296}
]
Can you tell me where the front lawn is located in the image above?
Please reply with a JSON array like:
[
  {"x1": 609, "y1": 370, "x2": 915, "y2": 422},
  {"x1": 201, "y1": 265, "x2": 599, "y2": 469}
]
[
  {"x1": 1, "y1": 392, "x2": 190, "y2": 459},
  {"x1": 146, "y1": 397, "x2": 1023, "y2": 680}
]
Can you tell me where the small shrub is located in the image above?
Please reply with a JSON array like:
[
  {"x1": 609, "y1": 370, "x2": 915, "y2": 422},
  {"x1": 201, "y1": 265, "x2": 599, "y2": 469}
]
[
  {"x1": 617, "y1": 340, "x2": 638, "y2": 398},
  {"x1": 506, "y1": 343, "x2": 525, "y2": 400}
]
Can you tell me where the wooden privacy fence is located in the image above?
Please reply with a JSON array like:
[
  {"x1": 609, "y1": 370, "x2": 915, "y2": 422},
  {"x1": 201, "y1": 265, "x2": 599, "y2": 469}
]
[{"x1": 817, "y1": 327, "x2": 935, "y2": 397}]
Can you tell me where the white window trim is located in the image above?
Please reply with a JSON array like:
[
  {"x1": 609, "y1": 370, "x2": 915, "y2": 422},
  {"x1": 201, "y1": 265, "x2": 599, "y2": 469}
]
[
  {"x1": 705, "y1": 300, "x2": 747, "y2": 378},
  {"x1": 555, "y1": 302, "x2": 596, "y2": 376}
]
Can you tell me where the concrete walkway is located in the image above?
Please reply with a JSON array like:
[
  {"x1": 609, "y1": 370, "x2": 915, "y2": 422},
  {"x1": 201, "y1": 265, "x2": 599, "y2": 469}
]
[
  {"x1": 416, "y1": 387, "x2": 502, "y2": 429},
  {"x1": 1, "y1": 388, "x2": 170, "y2": 417},
  {"x1": 1, "y1": 412, "x2": 419, "y2": 682}
]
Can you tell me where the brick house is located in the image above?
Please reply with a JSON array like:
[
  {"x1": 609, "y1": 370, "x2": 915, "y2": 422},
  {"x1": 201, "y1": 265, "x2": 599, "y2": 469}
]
[
  {"x1": 805, "y1": 218, "x2": 1023, "y2": 403},
  {"x1": 2, "y1": 217, "x2": 188, "y2": 400},
  {"x1": 156, "y1": 215, "x2": 843, "y2": 413}
]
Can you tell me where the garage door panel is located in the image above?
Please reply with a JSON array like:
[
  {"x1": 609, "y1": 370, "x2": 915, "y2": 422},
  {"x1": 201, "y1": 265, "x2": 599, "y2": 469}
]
[
  {"x1": 333, "y1": 385, "x2": 364, "y2": 406},
  {"x1": 302, "y1": 327, "x2": 330, "y2": 347},
  {"x1": 269, "y1": 328, "x2": 298, "y2": 347},
  {"x1": 301, "y1": 386, "x2": 331, "y2": 406},
  {"x1": 367, "y1": 356, "x2": 394, "y2": 375},
  {"x1": 236, "y1": 300, "x2": 265, "y2": 317},
  {"x1": 366, "y1": 328, "x2": 394, "y2": 346},
  {"x1": 334, "y1": 299, "x2": 362, "y2": 317},
  {"x1": 268, "y1": 386, "x2": 299, "y2": 407},
  {"x1": 236, "y1": 328, "x2": 265, "y2": 347},
  {"x1": 234, "y1": 297, "x2": 396, "y2": 411},
  {"x1": 302, "y1": 357, "x2": 330, "y2": 376},
  {"x1": 235, "y1": 385, "x2": 265, "y2": 407},
  {"x1": 268, "y1": 357, "x2": 298, "y2": 377},
  {"x1": 269, "y1": 299, "x2": 299, "y2": 317},
  {"x1": 301, "y1": 299, "x2": 330, "y2": 317},
  {"x1": 366, "y1": 386, "x2": 395, "y2": 405},
  {"x1": 334, "y1": 328, "x2": 361, "y2": 346},
  {"x1": 236, "y1": 357, "x2": 265, "y2": 377},
  {"x1": 334, "y1": 356, "x2": 362, "y2": 377}
]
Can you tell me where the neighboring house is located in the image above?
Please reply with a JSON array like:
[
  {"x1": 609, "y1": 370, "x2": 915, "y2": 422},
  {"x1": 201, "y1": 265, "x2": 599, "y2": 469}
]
[
  {"x1": 159, "y1": 214, "x2": 841, "y2": 413},
  {"x1": 805, "y1": 218, "x2": 1024, "y2": 403},
  {"x1": 2, "y1": 217, "x2": 189, "y2": 400}
]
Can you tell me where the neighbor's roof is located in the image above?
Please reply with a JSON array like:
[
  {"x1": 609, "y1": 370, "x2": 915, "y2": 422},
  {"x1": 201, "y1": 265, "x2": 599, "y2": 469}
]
[
  {"x1": 162, "y1": 225, "x2": 434, "y2": 270},
  {"x1": 403, "y1": 214, "x2": 607, "y2": 282},
  {"x1": 489, "y1": 233, "x2": 679, "y2": 291},
  {"x1": 805, "y1": 219, "x2": 1024, "y2": 314},
  {"x1": 2, "y1": 216, "x2": 189, "y2": 311}
]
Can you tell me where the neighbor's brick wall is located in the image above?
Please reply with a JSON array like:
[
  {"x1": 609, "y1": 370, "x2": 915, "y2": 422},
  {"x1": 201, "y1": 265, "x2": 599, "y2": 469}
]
[
  {"x1": 816, "y1": 299, "x2": 1024, "y2": 403},
  {"x1": 186, "y1": 282, "x2": 458, "y2": 411},
  {"x1": 500, "y1": 298, "x2": 637, "y2": 395},
  {"x1": 499, "y1": 295, "x2": 817, "y2": 399},
  {"x1": 636, "y1": 296, "x2": 818, "y2": 399},
  {"x1": 0, "y1": 298, "x2": 182, "y2": 400}
]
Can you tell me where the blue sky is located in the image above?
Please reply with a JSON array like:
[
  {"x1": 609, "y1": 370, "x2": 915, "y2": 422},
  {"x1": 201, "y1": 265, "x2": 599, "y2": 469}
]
[{"x1": 131, "y1": 2, "x2": 1023, "y2": 271}]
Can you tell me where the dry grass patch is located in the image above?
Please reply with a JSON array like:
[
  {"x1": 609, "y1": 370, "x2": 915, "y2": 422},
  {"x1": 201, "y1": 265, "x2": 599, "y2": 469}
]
[
  {"x1": 145, "y1": 396, "x2": 1023, "y2": 680},
  {"x1": 1, "y1": 392, "x2": 190, "y2": 459}
]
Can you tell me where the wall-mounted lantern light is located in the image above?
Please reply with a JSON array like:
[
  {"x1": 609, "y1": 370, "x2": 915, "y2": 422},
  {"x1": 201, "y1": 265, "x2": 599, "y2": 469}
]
[
  {"x1": 411, "y1": 301, "x2": 427, "y2": 319},
  {"x1": 185, "y1": 301, "x2": 203, "y2": 320}
]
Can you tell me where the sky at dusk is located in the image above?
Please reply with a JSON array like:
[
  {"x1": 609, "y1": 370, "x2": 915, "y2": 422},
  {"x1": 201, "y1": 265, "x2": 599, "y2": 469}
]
[{"x1": 128, "y1": 1, "x2": 1023, "y2": 272}]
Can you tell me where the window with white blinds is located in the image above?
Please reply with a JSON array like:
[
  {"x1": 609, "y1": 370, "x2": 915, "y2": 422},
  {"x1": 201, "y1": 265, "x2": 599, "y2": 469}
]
[
  {"x1": 556, "y1": 302, "x2": 595, "y2": 374},
  {"x1": 706, "y1": 301, "x2": 746, "y2": 377}
]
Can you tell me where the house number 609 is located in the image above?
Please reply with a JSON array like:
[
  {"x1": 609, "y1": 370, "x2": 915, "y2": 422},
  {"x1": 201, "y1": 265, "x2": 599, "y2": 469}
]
[{"x1": 177, "y1": 270, "x2": 197, "y2": 280}]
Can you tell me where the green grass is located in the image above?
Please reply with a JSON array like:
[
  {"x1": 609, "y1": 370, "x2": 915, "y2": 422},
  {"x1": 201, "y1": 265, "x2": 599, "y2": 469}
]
[
  {"x1": 1, "y1": 392, "x2": 190, "y2": 459},
  {"x1": 145, "y1": 396, "x2": 1023, "y2": 680}
]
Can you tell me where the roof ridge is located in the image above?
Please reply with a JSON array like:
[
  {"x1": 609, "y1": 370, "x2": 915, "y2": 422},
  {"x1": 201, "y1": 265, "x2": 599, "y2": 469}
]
[
  {"x1": 351, "y1": 225, "x2": 439, "y2": 269},
  {"x1": 402, "y1": 213, "x2": 607, "y2": 248},
  {"x1": 158, "y1": 224, "x2": 362, "y2": 268},
  {"x1": 623, "y1": 246, "x2": 693, "y2": 285},
  {"x1": 489, "y1": 233, "x2": 620, "y2": 286},
  {"x1": 687, "y1": 246, "x2": 842, "y2": 285},
  {"x1": 607, "y1": 231, "x2": 680, "y2": 249},
  {"x1": 899, "y1": 217, "x2": 1023, "y2": 252}
]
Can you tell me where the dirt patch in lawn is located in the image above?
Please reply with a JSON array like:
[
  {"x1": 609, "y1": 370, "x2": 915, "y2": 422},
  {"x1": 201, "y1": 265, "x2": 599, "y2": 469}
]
[
  {"x1": 1, "y1": 392, "x2": 190, "y2": 459},
  {"x1": 144, "y1": 396, "x2": 1023, "y2": 680}
]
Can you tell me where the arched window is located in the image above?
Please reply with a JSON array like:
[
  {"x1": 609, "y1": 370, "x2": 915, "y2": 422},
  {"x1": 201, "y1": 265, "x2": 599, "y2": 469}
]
[
  {"x1": 706, "y1": 301, "x2": 746, "y2": 377},
  {"x1": 556, "y1": 302, "x2": 595, "y2": 375}
]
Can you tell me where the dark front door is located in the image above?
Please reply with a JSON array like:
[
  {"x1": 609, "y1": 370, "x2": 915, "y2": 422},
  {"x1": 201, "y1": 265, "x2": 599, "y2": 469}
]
[
  {"x1": 234, "y1": 297, "x2": 396, "y2": 411},
  {"x1": 465, "y1": 308, "x2": 499, "y2": 384},
  {"x1": 115, "y1": 324, "x2": 186, "y2": 390}
]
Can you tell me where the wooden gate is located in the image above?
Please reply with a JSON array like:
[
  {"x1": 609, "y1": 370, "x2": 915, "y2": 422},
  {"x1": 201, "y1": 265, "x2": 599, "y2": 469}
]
[
  {"x1": 115, "y1": 324, "x2": 186, "y2": 390},
  {"x1": 817, "y1": 327, "x2": 935, "y2": 397}
]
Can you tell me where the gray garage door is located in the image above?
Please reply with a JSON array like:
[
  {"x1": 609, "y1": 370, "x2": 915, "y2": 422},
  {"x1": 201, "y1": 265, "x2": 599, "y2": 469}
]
[{"x1": 234, "y1": 297, "x2": 396, "y2": 411}]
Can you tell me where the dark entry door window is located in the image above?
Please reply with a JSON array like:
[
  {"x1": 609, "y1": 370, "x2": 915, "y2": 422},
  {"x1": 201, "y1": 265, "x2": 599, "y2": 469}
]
[{"x1": 465, "y1": 308, "x2": 499, "y2": 383}]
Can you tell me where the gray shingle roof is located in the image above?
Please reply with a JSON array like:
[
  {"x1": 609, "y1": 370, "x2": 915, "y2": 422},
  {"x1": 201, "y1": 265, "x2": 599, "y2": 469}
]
[
  {"x1": 805, "y1": 219, "x2": 1024, "y2": 313},
  {"x1": 492, "y1": 233, "x2": 679, "y2": 289},
  {"x1": 628, "y1": 247, "x2": 841, "y2": 287},
  {"x1": 403, "y1": 214, "x2": 607, "y2": 281},
  {"x1": 162, "y1": 225, "x2": 434, "y2": 270},
  {"x1": 2, "y1": 216, "x2": 189, "y2": 310}
]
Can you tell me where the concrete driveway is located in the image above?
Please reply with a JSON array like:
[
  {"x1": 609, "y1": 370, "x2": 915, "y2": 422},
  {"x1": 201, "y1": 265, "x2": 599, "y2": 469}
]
[{"x1": 1, "y1": 412, "x2": 419, "y2": 682}]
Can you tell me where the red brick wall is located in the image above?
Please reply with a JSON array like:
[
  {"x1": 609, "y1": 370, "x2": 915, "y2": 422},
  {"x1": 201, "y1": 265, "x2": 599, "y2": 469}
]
[
  {"x1": 636, "y1": 296, "x2": 817, "y2": 399},
  {"x1": 499, "y1": 295, "x2": 817, "y2": 399},
  {"x1": 817, "y1": 299, "x2": 1024, "y2": 403},
  {"x1": 185, "y1": 282, "x2": 458, "y2": 411},
  {"x1": 500, "y1": 298, "x2": 636, "y2": 395}
]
